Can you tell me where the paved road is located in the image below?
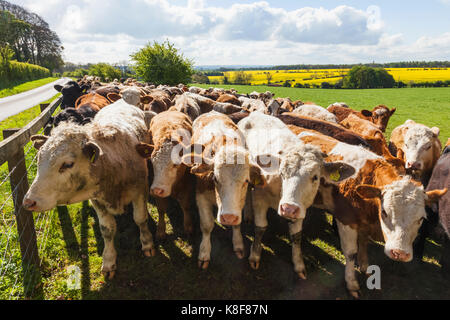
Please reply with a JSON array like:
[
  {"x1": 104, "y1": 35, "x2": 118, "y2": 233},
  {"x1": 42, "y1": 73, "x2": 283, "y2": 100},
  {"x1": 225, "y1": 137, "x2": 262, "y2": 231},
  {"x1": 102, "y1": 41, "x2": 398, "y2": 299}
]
[{"x1": 0, "y1": 78, "x2": 70, "y2": 122}]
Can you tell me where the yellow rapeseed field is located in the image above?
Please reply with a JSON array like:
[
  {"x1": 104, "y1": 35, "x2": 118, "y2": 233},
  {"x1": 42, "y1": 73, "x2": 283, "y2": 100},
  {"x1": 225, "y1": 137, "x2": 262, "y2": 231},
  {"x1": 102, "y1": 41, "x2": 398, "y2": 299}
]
[{"x1": 208, "y1": 68, "x2": 450, "y2": 86}]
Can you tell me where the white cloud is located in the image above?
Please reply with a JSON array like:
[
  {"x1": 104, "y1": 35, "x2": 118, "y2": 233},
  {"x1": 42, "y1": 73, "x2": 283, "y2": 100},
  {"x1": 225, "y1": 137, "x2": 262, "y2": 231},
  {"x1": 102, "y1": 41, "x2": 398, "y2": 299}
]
[{"x1": 9, "y1": 0, "x2": 450, "y2": 65}]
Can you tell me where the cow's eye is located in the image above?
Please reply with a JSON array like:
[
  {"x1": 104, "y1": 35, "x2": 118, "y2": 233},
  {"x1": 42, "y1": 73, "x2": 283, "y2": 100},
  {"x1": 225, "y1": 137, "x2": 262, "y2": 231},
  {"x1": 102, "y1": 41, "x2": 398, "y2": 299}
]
[
  {"x1": 59, "y1": 162, "x2": 74, "y2": 173},
  {"x1": 381, "y1": 209, "x2": 388, "y2": 219},
  {"x1": 312, "y1": 175, "x2": 319, "y2": 182},
  {"x1": 425, "y1": 145, "x2": 431, "y2": 150}
]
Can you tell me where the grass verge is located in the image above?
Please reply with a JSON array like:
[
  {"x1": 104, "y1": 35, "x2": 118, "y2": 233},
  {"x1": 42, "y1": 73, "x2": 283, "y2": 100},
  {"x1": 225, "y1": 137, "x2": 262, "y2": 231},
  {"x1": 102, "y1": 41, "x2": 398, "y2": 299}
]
[{"x1": 0, "y1": 78, "x2": 60, "y2": 99}]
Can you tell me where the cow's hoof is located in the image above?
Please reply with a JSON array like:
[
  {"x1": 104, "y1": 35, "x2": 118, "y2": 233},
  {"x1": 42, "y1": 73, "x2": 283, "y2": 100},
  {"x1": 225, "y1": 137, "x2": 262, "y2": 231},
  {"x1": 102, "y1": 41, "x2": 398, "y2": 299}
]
[
  {"x1": 349, "y1": 290, "x2": 360, "y2": 299},
  {"x1": 102, "y1": 270, "x2": 115, "y2": 280},
  {"x1": 297, "y1": 272, "x2": 307, "y2": 280},
  {"x1": 235, "y1": 250, "x2": 245, "y2": 260},
  {"x1": 198, "y1": 260, "x2": 210, "y2": 270},
  {"x1": 249, "y1": 261, "x2": 260, "y2": 270}
]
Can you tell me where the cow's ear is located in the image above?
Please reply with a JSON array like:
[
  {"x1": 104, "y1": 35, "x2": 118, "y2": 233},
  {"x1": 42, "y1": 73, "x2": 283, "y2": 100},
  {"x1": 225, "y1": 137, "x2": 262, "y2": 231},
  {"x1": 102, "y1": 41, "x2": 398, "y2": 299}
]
[
  {"x1": 390, "y1": 108, "x2": 396, "y2": 116},
  {"x1": 82, "y1": 141, "x2": 102, "y2": 163},
  {"x1": 356, "y1": 185, "x2": 382, "y2": 199},
  {"x1": 107, "y1": 93, "x2": 121, "y2": 103},
  {"x1": 136, "y1": 142, "x2": 154, "y2": 159},
  {"x1": 191, "y1": 162, "x2": 213, "y2": 175},
  {"x1": 140, "y1": 95, "x2": 153, "y2": 105},
  {"x1": 425, "y1": 188, "x2": 447, "y2": 206},
  {"x1": 361, "y1": 110, "x2": 372, "y2": 117},
  {"x1": 255, "y1": 154, "x2": 280, "y2": 173},
  {"x1": 30, "y1": 135, "x2": 49, "y2": 150},
  {"x1": 431, "y1": 127, "x2": 440, "y2": 137},
  {"x1": 249, "y1": 164, "x2": 267, "y2": 188},
  {"x1": 54, "y1": 84, "x2": 63, "y2": 92},
  {"x1": 322, "y1": 162, "x2": 355, "y2": 183}
]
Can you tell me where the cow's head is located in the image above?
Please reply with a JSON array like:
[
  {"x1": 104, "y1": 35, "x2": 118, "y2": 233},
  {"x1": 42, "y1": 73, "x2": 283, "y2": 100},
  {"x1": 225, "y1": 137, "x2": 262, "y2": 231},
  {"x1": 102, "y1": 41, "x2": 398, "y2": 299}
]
[
  {"x1": 182, "y1": 145, "x2": 265, "y2": 226},
  {"x1": 356, "y1": 178, "x2": 447, "y2": 262},
  {"x1": 54, "y1": 81, "x2": 89, "y2": 109},
  {"x1": 23, "y1": 123, "x2": 101, "y2": 212},
  {"x1": 136, "y1": 128, "x2": 191, "y2": 199},
  {"x1": 267, "y1": 144, "x2": 355, "y2": 221},
  {"x1": 402, "y1": 122, "x2": 440, "y2": 171},
  {"x1": 361, "y1": 105, "x2": 396, "y2": 132}
]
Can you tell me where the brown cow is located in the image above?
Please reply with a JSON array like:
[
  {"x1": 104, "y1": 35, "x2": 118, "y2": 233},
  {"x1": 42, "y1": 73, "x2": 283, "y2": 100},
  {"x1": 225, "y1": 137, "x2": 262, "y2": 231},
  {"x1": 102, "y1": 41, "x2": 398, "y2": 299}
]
[
  {"x1": 277, "y1": 113, "x2": 372, "y2": 150},
  {"x1": 295, "y1": 129, "x2": 446, "y2": 297},
  {"x1": 327, "y1": 104, "x2": 396, "y2": 132},
  {"x1": 135, "y1": 110, "x2": 195, "y2": 240},
  {"x1": 180, "y1": 111, "x2": 265, "y2": 269}
]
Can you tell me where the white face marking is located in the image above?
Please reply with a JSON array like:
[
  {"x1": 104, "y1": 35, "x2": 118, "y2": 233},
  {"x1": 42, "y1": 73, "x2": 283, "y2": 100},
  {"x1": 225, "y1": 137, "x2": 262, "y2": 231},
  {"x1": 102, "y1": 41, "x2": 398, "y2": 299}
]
[
  {"x1": 329, "y1": 142, "x2": 381, "y2": 176},
  {"x1": 379, "y1": 178, "x2": 427, "y2": 260},
  {"x1": 403, "y1": 125, "x2": 436, "y2": 169},
  {"x1": 151, "y1": 142, "x2": 180, "y2": 197}
]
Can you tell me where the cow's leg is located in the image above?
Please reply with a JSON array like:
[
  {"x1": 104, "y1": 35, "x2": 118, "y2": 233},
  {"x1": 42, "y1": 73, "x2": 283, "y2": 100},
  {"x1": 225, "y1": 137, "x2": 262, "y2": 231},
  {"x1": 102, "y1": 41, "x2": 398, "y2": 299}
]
[
  {"x1": 177, "y1": 191, "x2": 194, "y2": 238},
  {"x1": 249, "y1": 196, "x2": 269, "y2": 270},
  {"x1": 232, "y1": 225, "x2": 244, "y2": 259},
  {"x1": 154, "y1": 197, "x2": 168, "y2": 241},
  {"x1": 289, "y1": 219, "x2": 306, "y2": 280},
  {"x1": 243, "y1": 188, "x2": 254, "y2": 223},
  {"x1": 197, "y1": 193, "x2": 215, "y2": 270},
  {"x1": 336, "y1": 220, "x2": 360, "y2": 299},
  {"x1": 132, "y1": 195, "x2": 156, "y2": 257},
  {"x1": 357, "y1": 233, "x2": 369, "y2": 274},
  {"x1": 91, "y1": 201, "x2": 117, "y2": 280}
]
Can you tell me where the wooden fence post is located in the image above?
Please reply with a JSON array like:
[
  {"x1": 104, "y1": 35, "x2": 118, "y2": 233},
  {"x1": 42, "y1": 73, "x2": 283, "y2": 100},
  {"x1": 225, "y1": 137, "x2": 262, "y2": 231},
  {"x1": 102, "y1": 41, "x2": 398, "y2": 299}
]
[
  {"x1": 3, "y1": 129, "x2": 40, "y2": 268},
  {"x1": 40, "y1": 104, "x2": 52, "y2": 136}
]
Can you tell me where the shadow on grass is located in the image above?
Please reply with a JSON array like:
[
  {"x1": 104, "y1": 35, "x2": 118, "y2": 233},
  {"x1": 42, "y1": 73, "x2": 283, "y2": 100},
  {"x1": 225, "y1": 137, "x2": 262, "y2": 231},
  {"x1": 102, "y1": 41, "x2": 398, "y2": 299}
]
[{"x1": 55, "y1": 199, "x2": 450, "y2": 300}]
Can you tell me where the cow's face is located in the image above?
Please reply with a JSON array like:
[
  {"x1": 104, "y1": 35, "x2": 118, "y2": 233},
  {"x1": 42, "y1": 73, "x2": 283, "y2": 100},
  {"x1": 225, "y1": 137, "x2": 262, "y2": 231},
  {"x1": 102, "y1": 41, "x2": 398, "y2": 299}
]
[
  {"x1": 403, "y1": 125, "x2": 439, "y2": 171},
  {"x1": 23, "y1": 126, "x2": 100, "y2": 212},
  {"x1": 357, "y1": 178, "x2": 447, "y2": 262},
  {"x1": 277, "y1": 146, "x2": 355, "y2": 221},
  {"x1": 371, "y1": 106, "x2": 395, "y2": 132},
  {"x1": 55, "y1": 81, "x2": 88, "y2": 109},
  {"x1": 184, "y1": 147, "x2": 265, "y2": 226},
  {"x1": 136, "y1": 140, "x2": 187, "y2": 198}
]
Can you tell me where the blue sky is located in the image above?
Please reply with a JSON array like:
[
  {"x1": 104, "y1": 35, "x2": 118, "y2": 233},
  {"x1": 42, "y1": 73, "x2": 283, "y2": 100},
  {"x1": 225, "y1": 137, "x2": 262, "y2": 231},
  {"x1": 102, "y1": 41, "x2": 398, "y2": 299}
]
[{"x1": 10, "y1": 0, "x2": 450, "y2": 66}]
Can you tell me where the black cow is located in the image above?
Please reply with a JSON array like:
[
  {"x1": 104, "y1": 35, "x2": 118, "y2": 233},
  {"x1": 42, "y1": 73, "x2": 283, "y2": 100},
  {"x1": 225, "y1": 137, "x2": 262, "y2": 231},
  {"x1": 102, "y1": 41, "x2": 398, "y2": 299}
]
[
  {"x1": 54, "y1": 81, "x2": 89, "y2": 109},
  {"x1": 52, "y1": 106, "x2": 97, "y2": 128}
]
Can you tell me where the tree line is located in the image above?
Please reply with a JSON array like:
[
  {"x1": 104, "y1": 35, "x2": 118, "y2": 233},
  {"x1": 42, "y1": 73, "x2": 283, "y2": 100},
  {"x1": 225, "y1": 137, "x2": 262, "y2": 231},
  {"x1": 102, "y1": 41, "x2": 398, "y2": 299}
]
[{"x1": 0, "y1": 0, "x2": 63, "y2": 71}]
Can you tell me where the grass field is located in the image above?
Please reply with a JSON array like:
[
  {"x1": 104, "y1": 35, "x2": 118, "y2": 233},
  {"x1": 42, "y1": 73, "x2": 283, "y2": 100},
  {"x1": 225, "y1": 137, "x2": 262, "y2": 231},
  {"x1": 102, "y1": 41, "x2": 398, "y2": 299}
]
[
  {"x1": 209, "y1": 68, "x2": 450, "y2": 87},
  {"x1": 0, "y1": 88, "x2": 449, "y2": 300},
  {"x1": 0, "y1": 78, "x2": 60, "y2": 99}
]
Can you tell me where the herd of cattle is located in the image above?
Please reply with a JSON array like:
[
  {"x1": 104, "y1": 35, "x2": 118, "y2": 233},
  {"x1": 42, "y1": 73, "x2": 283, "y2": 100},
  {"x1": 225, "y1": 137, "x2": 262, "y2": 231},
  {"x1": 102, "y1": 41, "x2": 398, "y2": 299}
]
[{"x1": 21, "y1": 75, "x2": 449, "y2": 298}]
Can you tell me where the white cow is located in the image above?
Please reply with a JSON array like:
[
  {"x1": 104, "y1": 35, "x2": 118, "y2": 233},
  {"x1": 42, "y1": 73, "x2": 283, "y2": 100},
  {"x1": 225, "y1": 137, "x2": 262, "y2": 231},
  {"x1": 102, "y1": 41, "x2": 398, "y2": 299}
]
[
  {"x1": 23, "y1": 100, "x2": 155, "y2": 279},
  {"x1": 238, "y1": 112, "x2": 355, "y2": 279}
]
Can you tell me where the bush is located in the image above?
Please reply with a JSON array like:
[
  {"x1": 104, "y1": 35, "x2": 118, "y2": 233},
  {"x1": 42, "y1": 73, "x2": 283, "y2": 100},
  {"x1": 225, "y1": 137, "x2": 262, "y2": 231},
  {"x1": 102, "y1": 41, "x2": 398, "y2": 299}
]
[
  {"x1": 0, "y1": 58, "x2": 51, "y2": 88},
  {"x1": 88, "y1": 63, "x2": 121, "y2": 82},
  {"x1": 343, "y1": 66, "x2": 395, "y2": 89},
  {"x1": 130, "y1": 40, "x2": 194, "y2": 85},
  {"x1": 283, "y1": 80, "x2": 292, "y2": 87}
]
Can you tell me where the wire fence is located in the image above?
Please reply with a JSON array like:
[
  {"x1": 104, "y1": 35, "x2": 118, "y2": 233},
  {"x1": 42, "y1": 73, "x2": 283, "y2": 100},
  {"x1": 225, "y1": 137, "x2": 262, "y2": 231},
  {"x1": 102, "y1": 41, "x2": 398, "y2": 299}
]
[{"x1": 0, "y1": 100, "x2": 61, "y2": 300}]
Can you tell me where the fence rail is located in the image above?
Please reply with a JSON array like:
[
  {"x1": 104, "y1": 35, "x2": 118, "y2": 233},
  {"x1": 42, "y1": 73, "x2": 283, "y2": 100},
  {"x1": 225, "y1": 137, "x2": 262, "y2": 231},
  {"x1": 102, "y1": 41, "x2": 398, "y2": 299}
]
[{"x1": 0, "y1": 97, "x2": 62, "y2": 299}]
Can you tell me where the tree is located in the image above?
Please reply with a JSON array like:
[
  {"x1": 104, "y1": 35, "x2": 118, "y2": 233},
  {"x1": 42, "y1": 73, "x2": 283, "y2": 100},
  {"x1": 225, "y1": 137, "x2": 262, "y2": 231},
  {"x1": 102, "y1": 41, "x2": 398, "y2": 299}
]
[
  {"x1": 130, "y1": 40, "x2": 194, "y2": 85},
  {"x1": 89, "y1": 63, "x2": 121, "y2": 81},
  {"x1": 265, "y1": 72, "x2": 273, "y2": 85},
  {"x1": 0, "y1": 1, "x2": 63, "y2": 71},
  {"x1": 343, "y1": 66, "x2": 395, "y2": 89},
  {"x1": 192, "y1": 72, "x2": 210, "y2": 84},
  {"x1": 232, "y1": 71, "x2": 252, "y2": 85}
]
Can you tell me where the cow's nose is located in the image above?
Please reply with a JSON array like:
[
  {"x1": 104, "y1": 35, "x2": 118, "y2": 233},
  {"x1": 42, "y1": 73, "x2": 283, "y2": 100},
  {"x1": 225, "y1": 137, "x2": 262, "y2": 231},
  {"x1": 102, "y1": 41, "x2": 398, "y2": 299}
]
[
  {"x1": 390, "y1": 249, "x2": 411, "y2": 262},
  {"x1": 280, "y1": 204, "x2": 300, "y2": 220},
  {"x1": 151, "y1": 188, "x2": 166, "y2": 197},
  {"x1": 220, "y1": 214, "x2": 240, "y2": 226},
  {"x1": 23, "y1": 198, "x2": 37, "y2": 211}
]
